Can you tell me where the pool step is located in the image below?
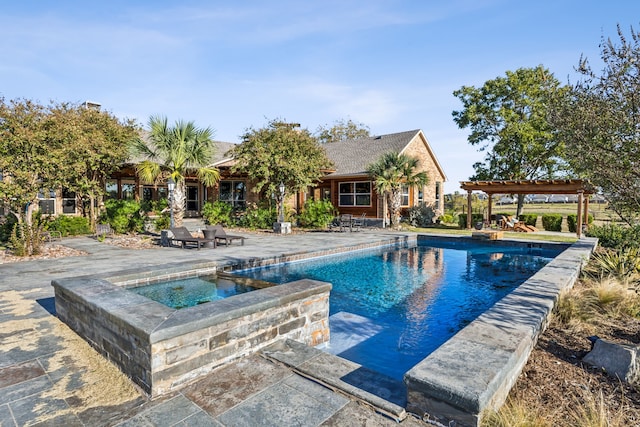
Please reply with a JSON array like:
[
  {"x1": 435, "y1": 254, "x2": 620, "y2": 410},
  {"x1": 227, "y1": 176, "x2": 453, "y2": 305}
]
[{"x1": 261, "y1": 339, "x2": 407, "y2": 422}]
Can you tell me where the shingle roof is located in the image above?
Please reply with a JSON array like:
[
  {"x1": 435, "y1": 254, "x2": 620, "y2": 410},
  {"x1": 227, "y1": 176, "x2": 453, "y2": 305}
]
[{"x1": 323, "y1": 129, "x2": 421, "y2": 177}]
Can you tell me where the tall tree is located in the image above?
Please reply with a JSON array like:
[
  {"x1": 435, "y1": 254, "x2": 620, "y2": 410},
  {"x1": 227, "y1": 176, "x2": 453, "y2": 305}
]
[
  {"x1": 315, "y1": 118, "x2": 370, "y2": 144},
  {"x1": 48, "y1": 103, "x2": 138, "y2": 229},
  {"x1": 0, "y1": 98, "x2": 55, "y2": 229},
  {"x1": 229, "y1": 119, "x2": 333, "y2": 215},
  {"x1": 550, "y1": 25, "x2": 640, "y2": 224},
  {"x1": 452, "y1": 66, "x2": 567, "y2": 216},
  {"x1": 367, "y1": 152, "x2": 428, "y2": 229},
  {"x1": 132, "y1": 116, "x2": 219, "y2": 227}
]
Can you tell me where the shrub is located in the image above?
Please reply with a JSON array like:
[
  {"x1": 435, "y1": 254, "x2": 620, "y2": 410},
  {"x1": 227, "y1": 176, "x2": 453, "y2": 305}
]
[
  {"x1": 100, "y1": 199, "x2": 145, "y2": 234},
  {"x1": 237, "y1": 203, "x2": 277, "y2": 229},
  {"x1": 439, "y1": 213, "x2": 455, "y2": 224},
  {"x1": 518, "y1": 214, "x2": 538, "y2": 227},
  {"x1": 9, "y1": 222, "x2": 44, "y2": 256},
  {"x1": 297, "y1": 199, "x2": 336, "y2": 228},
  {"x1": 566, "y1": 213, "x2": 594, "y2": 233},
  {"x1": 585, "y1": 223, "x2": 640, "y2": 249},
  {"x1": 541, "y1": 213, "x2": 562, "y2": 231},
  {"x1": 407, "y1": 204, "x2": 437, "y2": 228},
  {"x1": 458, "y1": 213, "x2": 483, "y2": 229},
  {"x1": 153, "y1": 215, "x2": 170, "y2": 232},
  {"x1": 584, "y1": 247, "x2": 640, "y2": 282},
  {"x1": 47, "y1": 215, "x2": 91, "y2": 236},
  {"x1": 0, "y1": 214, "x2": 18, "y2": 243},
  {"x1": 201, "y1": 201, "x2": 233, "y2": 226}
]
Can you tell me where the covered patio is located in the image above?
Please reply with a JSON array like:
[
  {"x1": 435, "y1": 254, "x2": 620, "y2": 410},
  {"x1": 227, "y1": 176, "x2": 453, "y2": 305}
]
[{"x1": 460, "y1": 179, "x2": 595, "y2": 237}]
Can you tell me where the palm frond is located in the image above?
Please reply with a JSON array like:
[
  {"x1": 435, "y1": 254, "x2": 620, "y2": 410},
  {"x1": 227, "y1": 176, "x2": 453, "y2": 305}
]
[{"x1": 136, "y1": 160, "x2": 162, "y2": 184}]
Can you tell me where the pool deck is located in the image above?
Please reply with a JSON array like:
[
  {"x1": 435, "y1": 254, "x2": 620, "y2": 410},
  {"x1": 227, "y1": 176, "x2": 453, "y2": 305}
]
[{"x1": 0, "y1": 229, "x2": 430, "y2": 426}]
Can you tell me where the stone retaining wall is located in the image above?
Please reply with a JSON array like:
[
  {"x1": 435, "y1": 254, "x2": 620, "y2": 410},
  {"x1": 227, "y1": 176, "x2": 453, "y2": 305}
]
[{"x1": 52, "y1": 271, "x2": 331, "y2": 396}]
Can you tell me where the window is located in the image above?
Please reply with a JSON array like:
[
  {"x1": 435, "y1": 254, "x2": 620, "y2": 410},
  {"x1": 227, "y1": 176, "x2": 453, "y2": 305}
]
[
  {"x1": 38, "y1": 189, "x2": 56, "y2": 214},
  {"x1": 105, "y1": 180, "x2": 118, "y2": 199},
  {"x1": 121, "y1": 181, "x2": 136, "y2": 200},
  {"x1": 62, "y1": 189, "x2": 76, "y2": 214},
  {"x1": 187, "y1": 186, "x2": 199, "y2": 211},
  {"x1": 435, "y1": 182, "x2": 442, "y2": 204},
  {"x1": 142, "y1": 187, "x2": 154, "y2": 202},
  {"x1": 339, "y1": 181, "x2": 371, "y2": 207},
  {"x1": 219, "y1": 180, "x2": 246, "y2": 209},
  {"x1": 401, "y1": 184, "x2": 410, "y2": 207}
]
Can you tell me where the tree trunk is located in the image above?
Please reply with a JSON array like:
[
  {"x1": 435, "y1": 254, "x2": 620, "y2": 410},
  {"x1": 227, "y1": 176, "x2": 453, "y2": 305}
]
[
  {"x1": 516, "y1": 194, "x2": 525, "y2": 218},
  {"x1": 89, "y1": 194, "x2": 96, "y2": 231},
  {"x1": 173, "y1": 180, "x2": 187, "y2": 227},
  {"x1": 388, "y1": 189, "x2": 402, "y2": 228}
]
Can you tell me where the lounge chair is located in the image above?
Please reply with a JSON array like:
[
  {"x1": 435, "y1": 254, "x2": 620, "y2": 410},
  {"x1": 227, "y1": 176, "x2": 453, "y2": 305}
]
[
  {"x1": 170, "y1": 226, "x2": 216, "y2": 249},
  {"x1": 500, "y1": 216, "x2": 536, "y2": 232},
  {"x1": 206, "y1": 224, "x2": 246, "y2": 246}
]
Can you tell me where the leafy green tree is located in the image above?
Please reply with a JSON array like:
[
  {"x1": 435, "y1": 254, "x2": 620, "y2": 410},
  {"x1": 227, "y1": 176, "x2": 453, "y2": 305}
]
[
  {"x1": 550, "y1": 25, "x2": 640, "y2": 224},
  {"x1": 367, "y1": 152, "x2": 428, "y2": 229},
  {"x1": 48, "y1": 103, "x2": 138, "y2": 230},
  {"x1": 452, "y1": 66, "x2": 568, "y2": 216},
  {"x1": 229, "y1": 119, "x2": 333, "y2": 218},
  {"x1": 315, "y1": 118, "x2": 370, "y2": 144},
  {"x1": 0, "y1": 98, "x2": 57, "y2": 231},
  {"x1": 132, "y1": 116, "x2": 219, "y2": 227}
]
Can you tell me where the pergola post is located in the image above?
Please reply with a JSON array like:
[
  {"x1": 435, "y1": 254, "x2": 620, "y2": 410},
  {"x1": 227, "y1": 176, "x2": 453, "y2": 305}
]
[
  {"x1": 466, "y1": 190, "x2": 473, "y2": 229},
  {"x1": 584, "y1": 195, "x2": 590, "y2": 230},
  {"x1": 487, "y1": 195, "x2": 493, "y2": 228},
  {"x1": 576, "y1": 192, "x2": 583, "y2": 238}
]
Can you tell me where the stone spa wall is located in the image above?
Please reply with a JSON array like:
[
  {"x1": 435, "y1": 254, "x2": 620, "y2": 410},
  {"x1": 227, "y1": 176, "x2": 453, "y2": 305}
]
[{"x1": 52, "y1": 264, "x2": 330, "y2": 397}]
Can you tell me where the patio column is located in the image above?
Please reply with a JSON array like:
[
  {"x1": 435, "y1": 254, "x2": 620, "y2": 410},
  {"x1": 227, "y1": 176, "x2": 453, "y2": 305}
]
[{"x1": 487, "y1": 194, "x2": 493, "y2": 227}]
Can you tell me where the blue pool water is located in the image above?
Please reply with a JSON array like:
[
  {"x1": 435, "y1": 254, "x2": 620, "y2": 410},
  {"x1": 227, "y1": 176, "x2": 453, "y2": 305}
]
[
  {"x1": 234, "y1": 241, "x2": 561, "y2": 380},
  {"x1": 131, "y1": 275, "x2": 258, "y2": 309}
]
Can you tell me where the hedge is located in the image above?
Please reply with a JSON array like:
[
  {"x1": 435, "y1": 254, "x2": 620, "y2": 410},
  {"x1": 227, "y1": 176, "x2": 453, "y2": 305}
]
[{"x1": 541, "y1": 213, "x2": 563, "y2": 231}]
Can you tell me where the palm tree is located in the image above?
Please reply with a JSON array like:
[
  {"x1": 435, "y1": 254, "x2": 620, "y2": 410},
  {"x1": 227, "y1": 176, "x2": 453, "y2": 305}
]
[
  {"x1": 367, "y1": 152, "x2": 428, "y2": 229},
  {"x1": 132, "y1": 116, "x2": 219, "y2": 227}
]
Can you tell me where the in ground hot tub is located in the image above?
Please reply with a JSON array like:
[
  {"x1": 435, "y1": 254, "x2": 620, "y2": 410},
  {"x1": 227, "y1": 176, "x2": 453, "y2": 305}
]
[{"x1": 52, "y1": 261, "x2": 330, "y2": 396}]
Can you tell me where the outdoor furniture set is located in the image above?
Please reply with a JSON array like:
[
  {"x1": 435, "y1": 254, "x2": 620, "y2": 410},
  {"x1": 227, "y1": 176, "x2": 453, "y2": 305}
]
[{"x1": 169, "y1": 225, "x2": 246, "y2": 249}]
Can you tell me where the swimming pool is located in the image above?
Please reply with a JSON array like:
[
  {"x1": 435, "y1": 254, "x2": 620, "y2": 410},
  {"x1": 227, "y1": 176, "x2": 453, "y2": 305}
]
[{"x1": 234, "y1": 240, "x2": 562, "y2": 380}]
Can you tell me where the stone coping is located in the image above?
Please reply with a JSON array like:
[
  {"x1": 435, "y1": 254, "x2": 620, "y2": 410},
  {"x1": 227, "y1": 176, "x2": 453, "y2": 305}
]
[
  {"x1": 404, "y1": 237, "x2": 597, "y2": 426},
  {"x1": 262, "y1": 339, "x2": 408, "y2": 422}
]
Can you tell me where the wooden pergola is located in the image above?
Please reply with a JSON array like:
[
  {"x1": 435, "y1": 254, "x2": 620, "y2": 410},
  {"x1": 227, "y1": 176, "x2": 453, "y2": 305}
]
[{"x1": 459, "y1": 179, "x2": 595, "y2": 237}]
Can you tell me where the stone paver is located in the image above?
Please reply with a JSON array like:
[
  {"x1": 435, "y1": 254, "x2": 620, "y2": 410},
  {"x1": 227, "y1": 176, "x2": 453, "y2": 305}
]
[{"x1": 0, "y1": 230, "x2": 425, "y2": 426}]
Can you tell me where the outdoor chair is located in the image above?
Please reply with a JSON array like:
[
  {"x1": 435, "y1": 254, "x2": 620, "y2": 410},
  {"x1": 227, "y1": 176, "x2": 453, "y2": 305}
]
[
  {"x1": 96, "y1": 223, "x2": 114, "y2": 238},
  {"x1": 170, "y1": 226, "x2": 216, "y2": 249},
  {"x1": 351, "y1": 213, "x2": 366, "y2": 231},
  {"x1": 339, "y1": 214, "x2": 354, "y2": 232},
  {"x1": 43, "y1": 230, "x2": 62, "y2": 242},
  {"x1": 206, "y1": 224, "x2": 246, "y2": 246}
]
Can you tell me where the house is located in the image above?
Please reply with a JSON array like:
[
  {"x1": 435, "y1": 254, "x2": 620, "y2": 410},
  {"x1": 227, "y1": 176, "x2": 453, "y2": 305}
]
[
  {"x1": 316, "y1": 129, "x2": 447, "y2": 221},
  {"x1": 21, "y1": 129, "x2": 446, "y2": 224}
]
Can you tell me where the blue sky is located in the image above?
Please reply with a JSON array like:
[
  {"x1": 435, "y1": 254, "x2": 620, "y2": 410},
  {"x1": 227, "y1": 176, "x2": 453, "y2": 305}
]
[{"x1": 1, "y1": 1, "x2": 638, "y2": 193}]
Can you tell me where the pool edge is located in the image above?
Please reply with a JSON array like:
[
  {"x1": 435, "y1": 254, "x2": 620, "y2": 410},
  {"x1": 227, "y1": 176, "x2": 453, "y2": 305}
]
[{"x1": 403, "y1": 237, "x2": 597, "y2": 426}]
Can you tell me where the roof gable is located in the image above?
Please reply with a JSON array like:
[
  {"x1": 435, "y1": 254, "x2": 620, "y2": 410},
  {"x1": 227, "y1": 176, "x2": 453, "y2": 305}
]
[{"x1": 323, "y1": 129, "x2": 421, "y2": 177}]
